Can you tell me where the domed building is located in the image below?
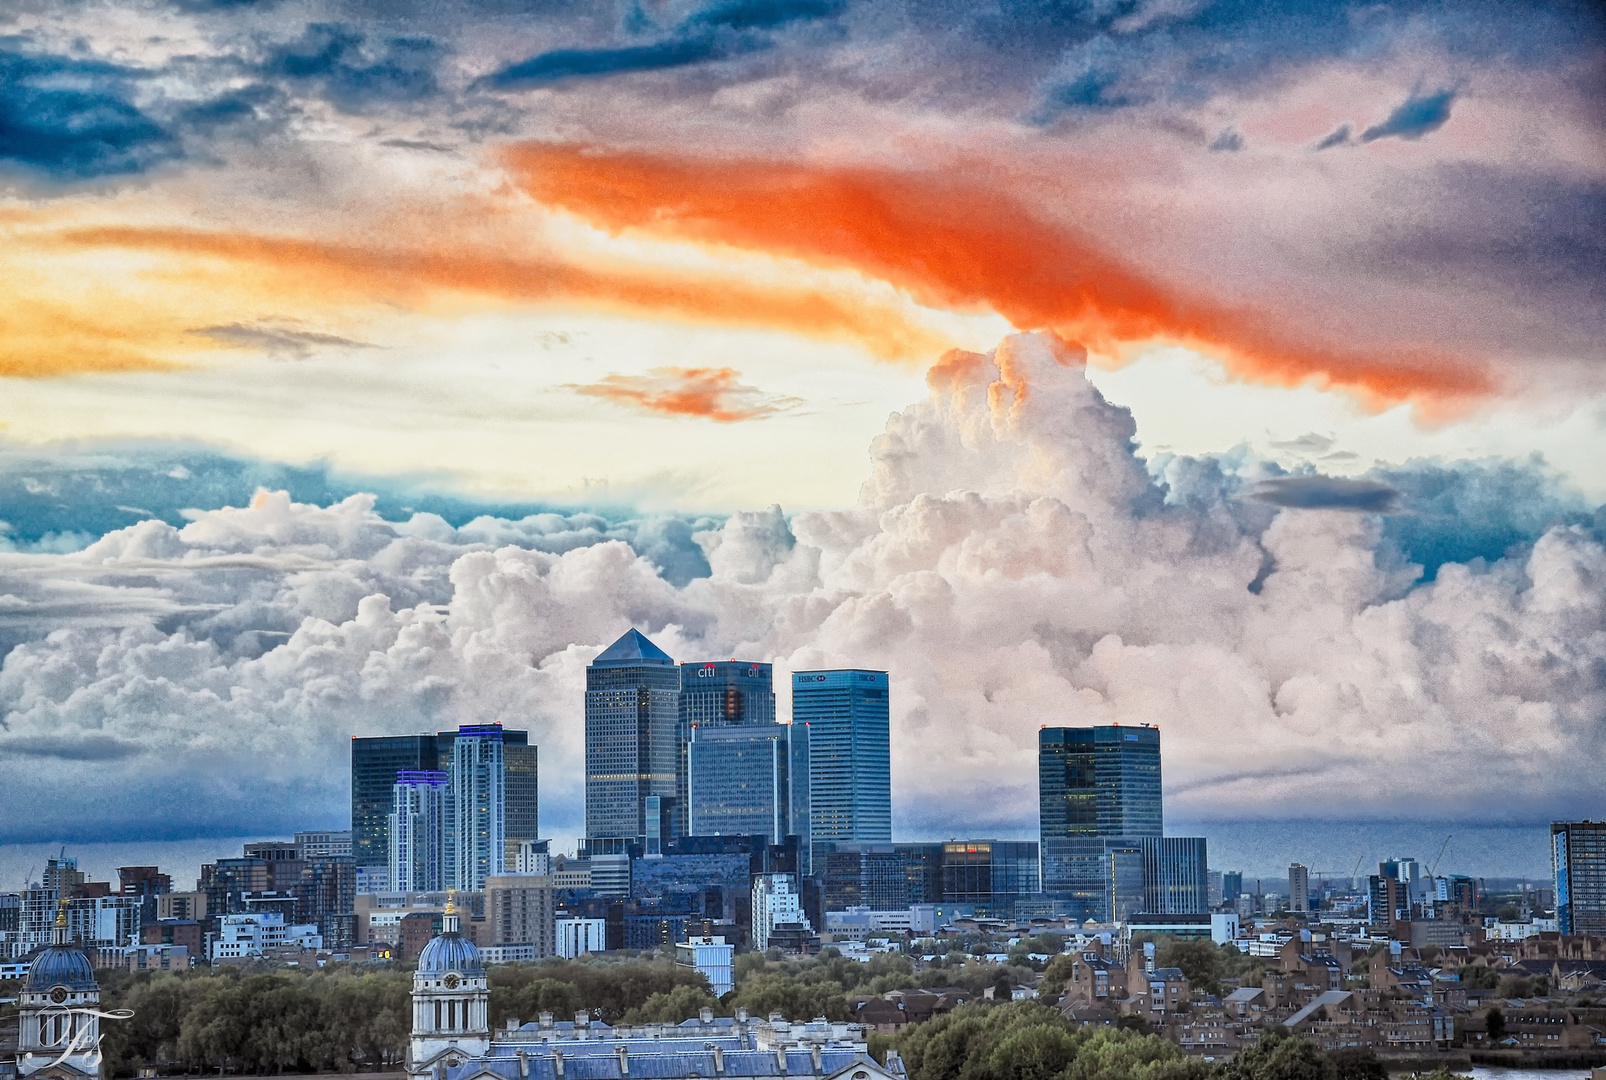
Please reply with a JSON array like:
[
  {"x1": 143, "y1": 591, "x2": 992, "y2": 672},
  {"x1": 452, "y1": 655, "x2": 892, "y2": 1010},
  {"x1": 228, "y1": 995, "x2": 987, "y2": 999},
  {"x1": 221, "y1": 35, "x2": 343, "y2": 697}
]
[
  {"x1": 17, "y1": 904, "x2": 102, "y2": 1080},
  {"x1": 408, "y1": 895, "x2": 490, "y2": 1080}
]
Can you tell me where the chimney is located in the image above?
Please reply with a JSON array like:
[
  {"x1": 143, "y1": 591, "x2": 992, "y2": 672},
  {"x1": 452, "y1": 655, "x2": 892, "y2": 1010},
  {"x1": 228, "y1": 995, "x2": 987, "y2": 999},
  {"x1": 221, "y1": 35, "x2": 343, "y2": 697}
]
[
  {"x1": 576, "y1": 1011, "x2": 590, "y2": 1029},
  {"x1": 509, "y1": 1018, "x2": 522, "y2": 1031},
  {"x1": 736, "y1": 1008, "x2": 748, "y2": 1023},
  {"x1": 554, "y1": 1052, "x2": 565, "y2": 1079},
  {"x1": 540, "y1": 1012, "x2": 554, "y2": 1029},
  {"x1": 776, "y1": 1047, "x2": 788, "y2": 1074},
  {"x1": 712, "y1": 1046, "x2": 725, "y2": 1074},
  {"x1": 616, "y1": 1046, "x2": 630, "y2": 1076},
  {"x1": 700, "y1": 1007, "x2": 714, "y2": 1024},
  {"x1": 810, "y1": 1045, "x2": 822, "y2": 1074},
  {"x1": 517, "y1": 1051, "x2": 529, "y2": 1080}
]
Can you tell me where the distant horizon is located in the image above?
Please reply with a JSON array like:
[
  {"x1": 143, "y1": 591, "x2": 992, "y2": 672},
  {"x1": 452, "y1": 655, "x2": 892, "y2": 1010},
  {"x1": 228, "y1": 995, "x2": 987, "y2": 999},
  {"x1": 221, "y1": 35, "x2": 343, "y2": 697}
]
[{"x1": 0, "y1": 818, "x2": 1557, "y2": 900}]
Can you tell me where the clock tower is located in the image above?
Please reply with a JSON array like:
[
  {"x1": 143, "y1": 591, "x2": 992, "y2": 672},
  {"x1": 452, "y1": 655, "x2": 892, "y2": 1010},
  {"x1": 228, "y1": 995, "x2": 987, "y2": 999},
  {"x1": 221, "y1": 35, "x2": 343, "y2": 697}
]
[{"x1": 407, "y1": 894, "x2": 489, "y2": 1080}]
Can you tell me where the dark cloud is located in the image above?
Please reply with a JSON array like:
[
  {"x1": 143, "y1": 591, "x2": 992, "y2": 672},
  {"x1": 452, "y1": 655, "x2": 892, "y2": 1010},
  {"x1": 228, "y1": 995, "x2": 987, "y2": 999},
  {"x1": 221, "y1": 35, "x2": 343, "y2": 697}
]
[
  {"x1": 1314, "y1": 123, "x2": 1350, "y2": 149},
  {"x1": 690, "y1": 0, "x2": 845, "y2": 31},
  {"x1": 1270, "y1": 433, "x2": 1336, "y2": 453},
  {"x1": 1373, "y1": 457, "x2": 1595, "y2": 578},
  {"x1": 483, "y1": 35, "x2": 740, "y2": 88},
  {"x1": 1361, "y1": 87, "x2": 1457, "y2": 142},
  {"x1": 0, "y1": 45, "x2": 180, "y2": 179},
  {"x1": 261, "y1": 23, "x2": 445, "y2": 111},
  {"x1": 481, "y1": 0, "x2": 842, "y2": 89},
  {"x1": 190, "y1": 322, "x2": 378, "y2": 359},
  {"x1": 1209, "y1": 127, "x2": 1244, "y2": 152},
  {"x1": 1247, "y1": 475, "x2": 1402, "y2": 512}
]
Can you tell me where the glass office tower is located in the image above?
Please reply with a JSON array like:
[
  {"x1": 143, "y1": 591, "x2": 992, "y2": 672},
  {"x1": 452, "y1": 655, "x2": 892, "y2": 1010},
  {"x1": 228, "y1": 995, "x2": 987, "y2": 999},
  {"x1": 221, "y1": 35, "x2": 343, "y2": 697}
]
[
  {"x1": 675, "y1": 660, "x2": 775, "y2": 836},
  {"x1": 1554, "y1": 821, "x2": 1606, "y2": 935},
  {"x1": 351, "y1": 734, "x2": 438, "y2": 873},
  {"x1": 687, "y1": 723, "x2": 791, "y2": 843},
  {"x1": 792, "y1": 669, "x2": 890, "y2": 872},
  {"x1": 585, "y1": 628, "x2": 680, "y2": 846}
]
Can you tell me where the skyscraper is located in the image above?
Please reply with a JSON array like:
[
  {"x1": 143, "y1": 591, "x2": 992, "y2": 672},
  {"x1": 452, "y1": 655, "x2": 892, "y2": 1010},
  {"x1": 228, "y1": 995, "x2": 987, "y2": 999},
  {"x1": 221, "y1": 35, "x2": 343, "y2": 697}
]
[
  {"x1": 1553, "y1": 821, "x2": 1606, "y2": 935},
  {"x1": 451, "y1": 726, "x2": 507, "y2": 892},
  {"x1": 791, "y1": 669, "x2": 891, "y2": 871},
  {"x1": 687, "y1": 723, "x2": 792, "y2": 843},
  {"x1": 1039, "y1": 725, "x2": 1162, "y2": 905},
  {"x1": 503, "y1": 741, "x2": 540, "y2": 867},
  {"x1": 390, "y1": 770, "x2": 449, "y2": 893},
  {"x1": 354, "y1": 728, "x2": 538, "y2": 890},
  {"x1": 585, "y1": 629, "x2": 680, "y2": 846},
  {"x1": 352, "y1": 735, "x2": 439, "y2": 874},
  {"x1": 676, "y1": 660, "x2": 775, "y2": 836},
  {"x1": 1288, "y1": 863, "x2": 1311, "y2": 913}
]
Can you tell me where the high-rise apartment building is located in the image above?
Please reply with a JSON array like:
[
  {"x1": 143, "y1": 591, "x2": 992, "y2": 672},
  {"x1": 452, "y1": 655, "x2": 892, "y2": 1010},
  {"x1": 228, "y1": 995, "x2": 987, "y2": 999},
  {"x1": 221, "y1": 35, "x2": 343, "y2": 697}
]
[
  {"x1": 1553, "y1": 821, "x2": 1606, "y2": 935},
  {"x1": 451, "y1": 726, "x2": 507, "y2": 892},
  {"x1": 687, "y1": 722, "x2": 806, "y2": 845},
  {"x1": 752, "y1": 873, "x2": 809, "y2": 952},
  {"x1": 486, "y1": 873, "x2": 556, "y2": 956},
  {"x1": 675, "y1": 660, "x2": 775, "y2": 836},
  {"x1": 585, "y1": 629, "x2": 680, "y2": 846},
  {"x1": 352, "y1": 726, "x2": 537, "y2": 891},
  {"x1": 390, "y1": 771, "x2": 449, "y2": 893},
  {"x1": 792, "y1": 669, "x2": 890, "y2": 871},
  {"x1": 1289, "y1": 863, "x2": 1311, "y2": 913}
]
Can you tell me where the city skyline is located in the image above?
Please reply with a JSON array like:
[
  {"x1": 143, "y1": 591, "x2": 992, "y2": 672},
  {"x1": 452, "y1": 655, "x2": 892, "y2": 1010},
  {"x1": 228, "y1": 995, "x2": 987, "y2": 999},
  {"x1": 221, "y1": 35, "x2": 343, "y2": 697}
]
[{"x1": 0, "y1": 0, "x2": 1602, "y2": 897}]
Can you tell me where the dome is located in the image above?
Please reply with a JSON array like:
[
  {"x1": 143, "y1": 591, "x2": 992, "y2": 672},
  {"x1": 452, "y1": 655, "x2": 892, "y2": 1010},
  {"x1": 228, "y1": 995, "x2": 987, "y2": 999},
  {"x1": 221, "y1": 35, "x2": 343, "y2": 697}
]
[
  {"x1": 417, "y1": 931, "x2": 484, "y2": 977},
  {"x1": 27, "y1": 945, "x2": 98, "y2": 992}
]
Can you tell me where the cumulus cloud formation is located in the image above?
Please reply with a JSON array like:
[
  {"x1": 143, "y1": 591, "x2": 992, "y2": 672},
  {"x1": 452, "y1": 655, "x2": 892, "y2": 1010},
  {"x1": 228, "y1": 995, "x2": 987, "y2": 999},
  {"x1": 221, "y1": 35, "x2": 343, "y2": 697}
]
[
  {"x1": 2, "y1": 333, "x2": 1601, "y2": 845},
  {"x1": 570, "y1": 367, "x2": 802, "y2": 422}
]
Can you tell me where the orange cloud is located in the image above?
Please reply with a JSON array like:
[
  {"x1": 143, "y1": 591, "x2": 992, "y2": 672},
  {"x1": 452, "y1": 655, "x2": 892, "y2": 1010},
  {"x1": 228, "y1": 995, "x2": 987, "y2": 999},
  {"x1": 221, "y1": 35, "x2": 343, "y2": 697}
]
[
  {"x1": 502, "y1": 143, "x2": 1495, "y2": 405},
  {"x1": 0, "y1": 209, "x2": 948, "y2": 378},
  {"x1": 571, "y1": 367, "x2": 801, "y2": 422}
]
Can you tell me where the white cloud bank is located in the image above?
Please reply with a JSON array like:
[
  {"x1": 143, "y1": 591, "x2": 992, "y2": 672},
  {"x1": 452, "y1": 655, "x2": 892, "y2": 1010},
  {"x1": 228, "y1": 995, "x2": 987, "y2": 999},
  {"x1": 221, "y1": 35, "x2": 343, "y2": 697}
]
[{"x1": 1, "y1": 333, "x2": 1602, "y2": 846}]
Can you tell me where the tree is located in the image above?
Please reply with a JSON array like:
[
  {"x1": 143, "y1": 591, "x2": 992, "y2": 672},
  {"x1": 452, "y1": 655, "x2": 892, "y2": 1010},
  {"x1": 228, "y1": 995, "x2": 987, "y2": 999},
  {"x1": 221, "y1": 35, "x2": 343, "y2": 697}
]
[
  {"x1": 1456, "y1": 965, "x2": 1500, "y2": 990},
  {"x1": 1485, "y1": 1006, "x2": 1507, "y2": 1042},
  {"x1": 1326, "y1": 1048, "x2": 1387, "y2": 1080},
  {"x1": 622, "y1": 984, "x2": 725, "y2": 1024},
  {"x1": 1038, "y1": 954, "x2": 1077, "y2": 999},
  {"x1": 1155, "y1": 938, "x2": 1225, "y2": 997},
  {"x1": 1215, "y1": 1027, "x2": 1334, "y2": 1080},
  {"x1": 992, "y1": 972, "x2": 1014, "y2": 1002}
]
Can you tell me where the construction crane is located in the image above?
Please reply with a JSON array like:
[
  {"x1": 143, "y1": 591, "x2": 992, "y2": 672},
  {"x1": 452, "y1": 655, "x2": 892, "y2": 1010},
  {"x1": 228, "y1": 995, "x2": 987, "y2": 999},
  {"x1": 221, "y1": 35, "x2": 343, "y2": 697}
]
[{"x1": 1429, "y1": 835, "x2": 1453, "y2": 877}]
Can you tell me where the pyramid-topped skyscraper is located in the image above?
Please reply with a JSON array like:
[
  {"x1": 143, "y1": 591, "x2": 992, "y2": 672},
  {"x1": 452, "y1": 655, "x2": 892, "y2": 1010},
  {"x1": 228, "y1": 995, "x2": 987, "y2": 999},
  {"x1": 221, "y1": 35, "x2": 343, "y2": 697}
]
[{"x1": 585, "y1": 628, "x2": 679, "y2": 851}]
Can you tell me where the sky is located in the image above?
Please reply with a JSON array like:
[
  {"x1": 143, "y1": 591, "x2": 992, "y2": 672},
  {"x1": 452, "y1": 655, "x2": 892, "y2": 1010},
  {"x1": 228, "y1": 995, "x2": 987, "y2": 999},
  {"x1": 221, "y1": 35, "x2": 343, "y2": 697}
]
[{"x1": 0, "y1": 0, "x2": 1603, "y2": 866}]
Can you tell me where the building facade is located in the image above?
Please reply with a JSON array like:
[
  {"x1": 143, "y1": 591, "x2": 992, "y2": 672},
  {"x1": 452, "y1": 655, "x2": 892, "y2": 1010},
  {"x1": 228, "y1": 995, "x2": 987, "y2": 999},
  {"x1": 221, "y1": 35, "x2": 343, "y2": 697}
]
[
  {"x1": 792, "y1": 670, "x2": 890, "y2": 872},
  {"x1": 352, "y1": 735, "x2": 439, "y2": 874},
  {"x1": 687, "y1": 723, "x2": 795, "y2": 843},
  {"x1": 391, "y1": 771, "x2": 449, "y2": 894},
  {"x1": 486, "y1": 875, "x2": 556, "y2": 957},
  {"x1": 1289, "y1": 864, "x2": 1311, "y2": 913},
  {"x1": 1553, "y1": 820, "x2": 1606, "y2": 935},
  {"x1": 676, "y1": 660, "x2": 776, "y2": 836},
  {"x1": 451, "y1": 727, "x2": 508, "y2": 892},
  {"x1": 752, "y1": 873, "x2": 810, "y2": 952},
  {"x1": 586, "y1": 629, "x2": 681, "y2": 848}
]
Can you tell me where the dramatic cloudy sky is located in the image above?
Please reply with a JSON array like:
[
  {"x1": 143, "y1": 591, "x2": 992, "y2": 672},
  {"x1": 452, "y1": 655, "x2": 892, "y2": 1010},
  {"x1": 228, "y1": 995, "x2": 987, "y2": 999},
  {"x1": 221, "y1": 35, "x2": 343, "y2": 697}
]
[{"x1": 0, "y1": 0, "x2": 1603, "y2": 859}]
